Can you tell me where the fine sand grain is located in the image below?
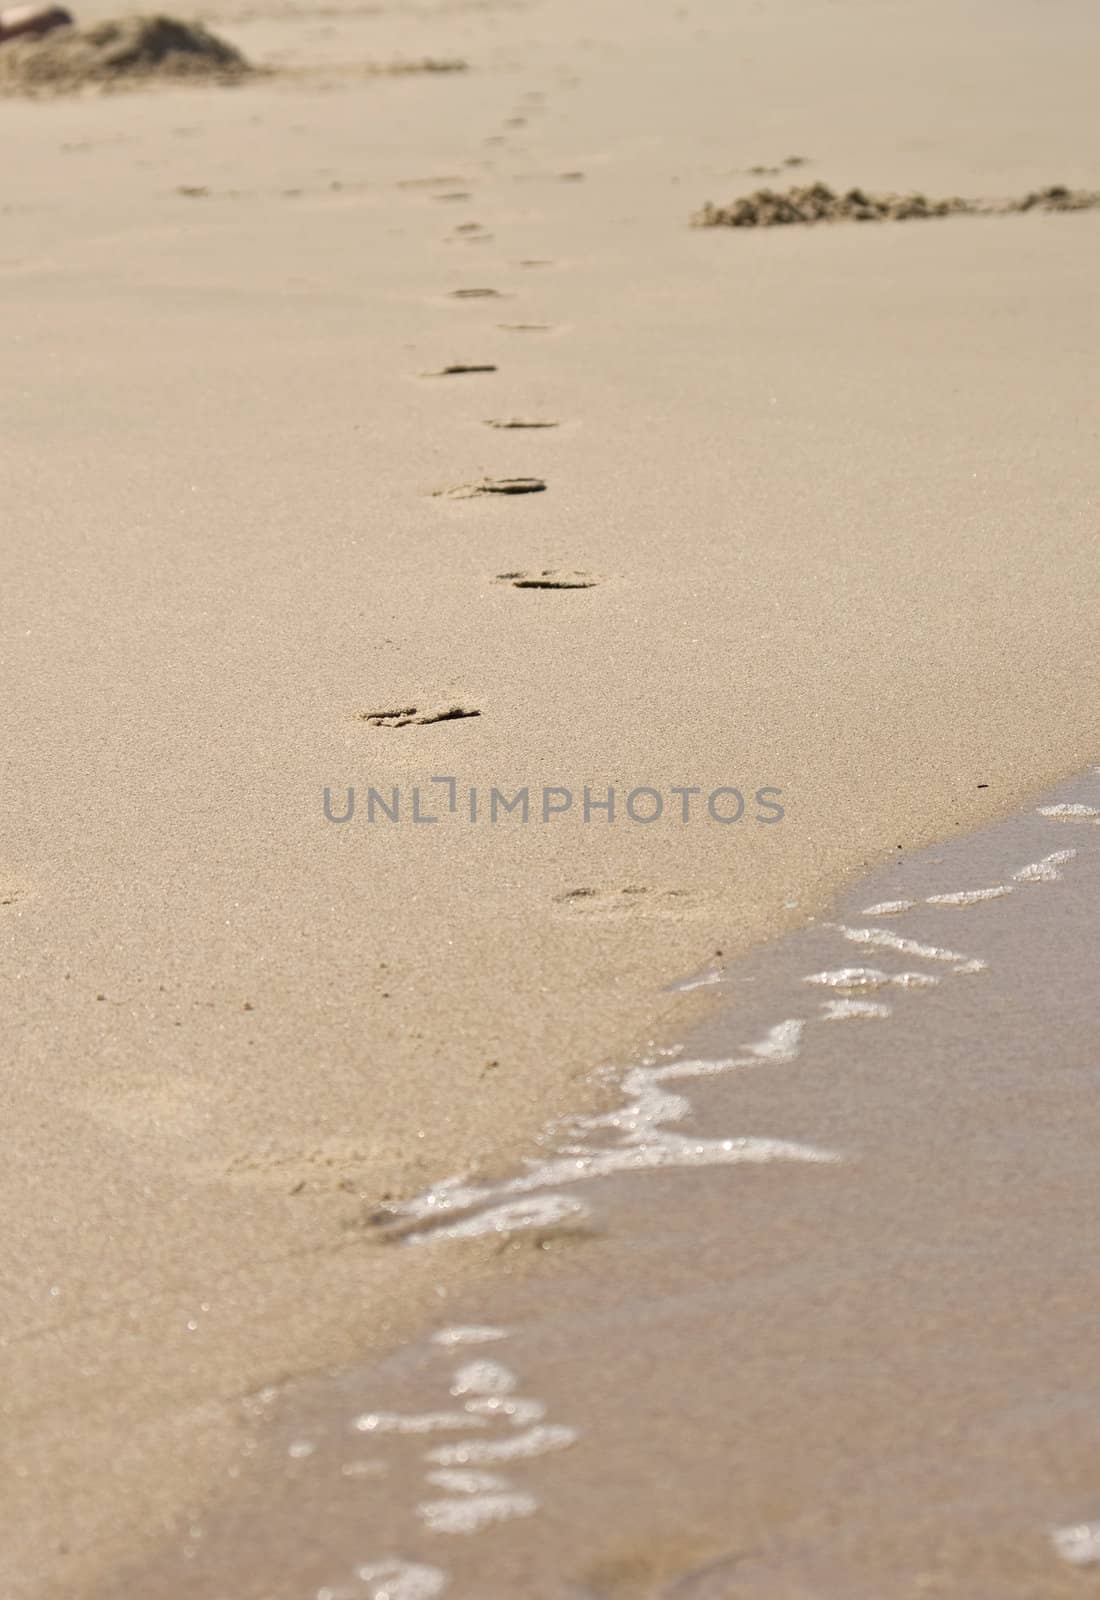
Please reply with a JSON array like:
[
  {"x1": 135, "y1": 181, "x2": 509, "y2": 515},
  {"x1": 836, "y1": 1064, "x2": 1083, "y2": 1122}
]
[{"x1": 3, "y1": 0, "x2": 1100, "y2": 1593}]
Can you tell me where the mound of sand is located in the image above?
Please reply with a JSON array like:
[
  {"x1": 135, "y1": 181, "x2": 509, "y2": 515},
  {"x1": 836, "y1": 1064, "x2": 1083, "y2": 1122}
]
[
  {"x1": 0, "y1": 14, "x2": 252, "y2": 94},
  {"x1": 694, "y1": 182, "x2": 1100, "y2": 228}
]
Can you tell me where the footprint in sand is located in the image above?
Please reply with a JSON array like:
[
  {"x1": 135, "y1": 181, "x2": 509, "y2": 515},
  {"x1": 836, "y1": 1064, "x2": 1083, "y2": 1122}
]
[
  {"x1": 450, "y1": 287, "x2": 507, "y2": 299},
  {"x1": 495, "y1": 569, "x2": 599, "y2": 589},
  {"x1": 435, "y1": 477, "x2": 546, "y2": 498},
  {"x1": 358, "y1": 705, "x2": 481, "y2": 728},
  {"x1": 397, "y1": 175, "x2": 467, "y2": 190},
  {"x1": 422, "y1": 363, "x2": 498, "y2": 376},
  {"x1": 1, "y1": 883, "x2": 28, "y2": 907},
  {"x1": 497, "y1": 321, "x2": 555, "y2": 332},
  {"x1": 484, "y1": 417, "x2": 559, "y2": 429},
  {"x1": 223, "y1": 1139, "x2": 379, "y2": 1195},
  {"x1": 661, "y1": 1553, "x2": 767, "y2": 1597},
  {"x1": 554, "y1": 886, "x2": 698, "y2": 917},
  {"x1": 578, "y1": 1546, "x2": 744, "y2": 1600},
  {"x1": 448, "y1": 222, "x2": 492, "y2": 243},
  {"x1": 83, "y1": 1070, "x2": 219, "y2": 1142}
]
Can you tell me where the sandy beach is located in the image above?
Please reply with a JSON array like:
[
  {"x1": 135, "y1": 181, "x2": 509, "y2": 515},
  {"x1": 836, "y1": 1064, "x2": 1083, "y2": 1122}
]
[{"x1": 2, "y1": 0, "x2": 1099, "y2": 1593}]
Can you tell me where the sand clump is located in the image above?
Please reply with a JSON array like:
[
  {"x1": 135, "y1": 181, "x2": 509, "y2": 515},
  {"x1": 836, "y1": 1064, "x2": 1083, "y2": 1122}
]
[
  {"x1": 694, "y1": 181, "x2": 1100, "y2": 227},
  {"x1": 0, "y1": 14, "x2": 252, "y2": 94}
]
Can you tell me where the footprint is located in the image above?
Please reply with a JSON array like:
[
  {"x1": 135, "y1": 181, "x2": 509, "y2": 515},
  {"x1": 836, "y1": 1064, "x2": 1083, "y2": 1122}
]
[
  {"x1": 554, "y1": 886, "x2": 697, "y2": 916},
  {"x1": 1, "y1": 883, "x2": 28, "y2": 907},
  {"x1": 496, "y1": 569, "x2": 598, "y2": 588},
  {"x1": 84, "y1": 1071, "x2": 218, "y2": 1141},
  {"x1": 224, "y1": 1139, "x2": 378, "y2": 1193},
  {"x1": 484, "y1": 418, "x2": 559, "y2": 429},
  {"x1": 435, "y1": 477, "x2": 546, "y2": 498},
  {"x1": 397, "y1": 174, "x2": 467, "y2": 189},
  {"x1": 358, "y1": 705, "x2": 481, "y2": 727},
  {"x1": 498, "y1": 322, "x2": 553, "y2": 331},
  {"x1": 450, "y1": 287, "x2": 506, "y2": 299},
  {"x1": 422, "y1": 363, "x2": 498, "y2": 376},
  {"x1": 578, "y1": 1542, "x2": 743, "y2": 1600},
  {"x1": 661, "y1": 1555, "x2": 753, "y2": 1597}
]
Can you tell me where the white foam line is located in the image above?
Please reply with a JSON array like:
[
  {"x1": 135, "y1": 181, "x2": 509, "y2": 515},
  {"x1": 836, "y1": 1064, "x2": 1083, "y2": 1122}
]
[
  {"x1": 805, "y1": 967, "x2": 892, "y2": 991},
  {"x1": 464, "y1": 1396, "x2": 546, "y2": 1426},
  {"x1": 353, "y1": 1561, "x2": 448, "y2": 1600},
  {"x1": 646, "y1": 1056, "x2": 740, "y2": 1083},
  {"x1": 861, "y1": 899, "x2": 914, "y2": 916},
  {"x1": 1038, "y1": 804, "x2": 1100, "y2": 820},
  {"x1": 742, "y1": 1019, "x2": 804, "y2": 1061},
  {"x1": 432, "y1": 1326, "x2": 508, "y2": 1347},
  {"x1": 409, "y1": 1194, "x2": 590, "y2": 1244},
  {"x1": 352, "y1": 1412, "x2": 487, "y2": 1435},
  {"x1": 395, "y1": 1040, "x2": 839, "y2": 1243},
  {"x1": 1051, "y1": 1522, "x2": 1100, "y2": 1566},
  {"x1": 805, "y1": 967, "x2": 939, "y2": 992},
  {"x1": 424, "y1": 1469, "x2": 509, "y2": 1495},
  {"x1": 925, "y1": 886, "x2": 1011, "y2": 907},
  {"x1": 832, "y1": 924, "x2": 985, "y2": 966},
  {"x1": 820, "y1": 999, "x2": 892, "y2": 1020},
  {"x1": 1012, "y1": 848, "x2": 1077, "y2": 884},
  {"x1": 426, "y1": 1423, "x2": 578, "y2": 1467},
  {"x1": 418, "y1": 1491, "x2": 537, "y2": 1535},
  {"x1": 669, "y1": 969, "x2": 725, "y2": 992},
  {"x1": 449, "y1": 1361, "x2": 516, "y2": 1398}
]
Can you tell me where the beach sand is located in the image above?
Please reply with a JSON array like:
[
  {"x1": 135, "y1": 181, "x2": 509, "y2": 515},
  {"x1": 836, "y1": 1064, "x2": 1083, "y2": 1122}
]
[{"x1": 2, "y1": 0, "x2": 1099, "y2": 1592}]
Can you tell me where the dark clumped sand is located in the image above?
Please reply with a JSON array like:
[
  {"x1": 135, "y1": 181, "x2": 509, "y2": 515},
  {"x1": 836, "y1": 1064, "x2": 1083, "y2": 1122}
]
[
  {"x1": 108, "y1": 770, "x2": 1100, "y2": 1598},
  {"x1": 0, "y1": 14, "x2": 252, "y2": 94},
  {"x1": 694, "y1": 181, "x2": 1100, "y2": 227}
]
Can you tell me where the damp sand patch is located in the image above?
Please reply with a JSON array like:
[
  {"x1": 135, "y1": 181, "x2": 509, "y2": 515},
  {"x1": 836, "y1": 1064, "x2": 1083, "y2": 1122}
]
[{"x1": 694, "y1": 181, "x2": 1100, "y2": 228}]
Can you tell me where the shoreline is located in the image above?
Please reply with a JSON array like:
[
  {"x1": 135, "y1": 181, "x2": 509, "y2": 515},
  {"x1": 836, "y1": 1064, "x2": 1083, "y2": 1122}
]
[{"x1": 114, "y1": 765, "x2": 1100, "y2": 1598}]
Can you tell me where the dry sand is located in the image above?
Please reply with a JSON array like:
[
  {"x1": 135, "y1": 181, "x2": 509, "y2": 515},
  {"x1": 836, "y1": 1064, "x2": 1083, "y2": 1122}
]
[{"x1": 2, "y1": 0, "x2": 1099, "y2": 1593}]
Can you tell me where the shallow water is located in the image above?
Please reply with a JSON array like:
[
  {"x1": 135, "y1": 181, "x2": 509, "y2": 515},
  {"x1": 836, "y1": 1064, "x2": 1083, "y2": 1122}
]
[{"x1": 131, "y1": 770, "x2": 1100, "y2": 1598}]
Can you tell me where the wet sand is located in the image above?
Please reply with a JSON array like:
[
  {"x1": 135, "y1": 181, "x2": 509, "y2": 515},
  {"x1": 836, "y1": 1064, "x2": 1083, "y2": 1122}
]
[
  {"x1": 125, "y1": 771, "x2": 1100, "y2": 1597},
  {"x1": 3, "y1": 0, "x2": 1100, "y2": 1592}
]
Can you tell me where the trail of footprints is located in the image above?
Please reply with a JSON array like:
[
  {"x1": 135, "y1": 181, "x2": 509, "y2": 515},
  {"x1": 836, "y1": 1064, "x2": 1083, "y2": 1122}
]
[
  {"x1": 372, "y1": 164, "x2": 597, "y2": 733},
  {"x1": 339, "y1": 114, "x2": 1100, "y2": 1593}
]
